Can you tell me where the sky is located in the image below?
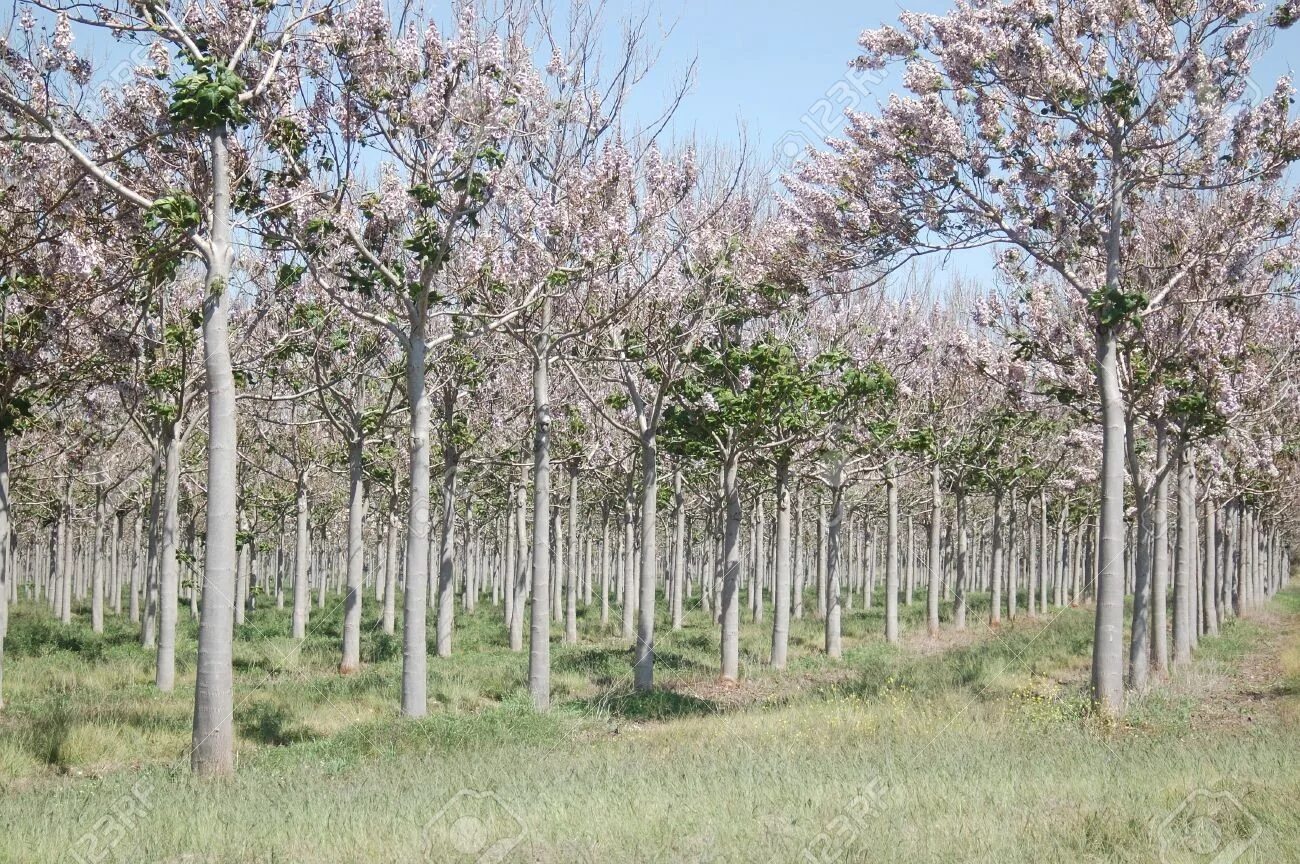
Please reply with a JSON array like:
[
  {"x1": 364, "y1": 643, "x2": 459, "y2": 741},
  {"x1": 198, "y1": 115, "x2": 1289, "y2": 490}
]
[{"x1": 622, "y1": 0, "x2": 1300, "y2": 282}]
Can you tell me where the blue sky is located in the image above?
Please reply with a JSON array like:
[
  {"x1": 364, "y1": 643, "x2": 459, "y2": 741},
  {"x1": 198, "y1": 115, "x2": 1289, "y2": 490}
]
[
  {"x1": 626, "y1": 0, "x2": 1300, "y2": 282},
  {"x1": 637, "y1": 0, "x2": 1300, "y2": 157}
]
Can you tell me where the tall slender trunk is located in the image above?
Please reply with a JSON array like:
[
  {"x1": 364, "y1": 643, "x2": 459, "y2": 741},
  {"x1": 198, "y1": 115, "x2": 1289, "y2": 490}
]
[
  {"x1": 0, "y1": 427, "x2": 9, "y2": 710},
  {"x1": 91, "y1": 492, "x2": 106, "y2": 634},
  {"x1": 621, "y1": 473, "x2": 635, "y2": 641},
  {"x1": 191, "y1": 125, "x2": 240, "y2": 775},
  {"x1": 1089, "y1": 165, "x2": 1128, "y2": 715},
  {"x1": 234, "y1": 508, "x2": 249, "y2": 627},
  {"x1": 1126, "y1": 417, "x2": 1154, "y2": 690},
  {"x1": 770, "y1": 458, "x2": 793, "y2": 667},
  {"x1": 599, "y1": 507, "x2": 610, "y2": 629},
  {"x1": 671, "y1": 468, "x2": 685, "y2": 631},
  {"x1": 1151, "y1": 425, "x2": 1170, "y2": 675},
  {"x1": 157, "y1": 423, "x2": 181, "y2": 691},
  {"x1": 142, "y1": 452, "x2": 161, "y2": 646},
  {"x1": 816, "y1": 502, "x2": 828, "y2": 621},
  {"x1": 825, "y1": 468, "x2": 844, "y2": 659},
  {"x1": 954, "y1": 490, "x2": 968, "y2": 630},
  {"x1": 928, "y1": 465, "x2": 942, "y2": 637},
  {"x1": 566, "y1": 468, "x2": 579, "y2": 644},
  {"x1": 509, "y1": 467, "x2": 527, "y2": 651},
  {"x1": 989, "y1": 490, "x2": 1003, "y2": 627},
  {"x1": 292, "y1": 474, "x2": 310, "y2": 640},
  {"x1": 528, "y1": 300, "x2": 553, "y2": 710},
  {"x1": 1204, "y1": 499, "x2": 1218, "y2": 637},
  {"x1": 720, "y1": 449, "x2": 742, "y2": 679},
  {"x1": 401, "y1": 330, "x2": 431, "y2": 717},
  {"x1": 1172, "y1": 438, "x2": 1193, "y2": 667},
  {"x1": 383, "y1": 505, "x2": 398, "y2": 636},
  {"x1": 435, "y1": 447, "x2": 458, "y2": 659},
  {"x1": 884, "y1": 461, "x2": 900, "y2": 643},
  {"x1": 129, "y1": 511, "x2": 142, "y2": 625},
  {"x1": 633, "y1": 431, "x2": 658, "y2": 690},
  {"x1": 341, "y1": 439, "x2": 366, "y2": 672}
]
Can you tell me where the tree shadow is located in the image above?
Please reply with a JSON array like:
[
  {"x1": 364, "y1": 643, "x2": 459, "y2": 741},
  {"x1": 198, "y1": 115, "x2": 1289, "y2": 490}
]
[
  {"x1": 579, "y1": 687, "x2": 721, "y2": 722},
  {"x1": 235, "y1": 702, "x2": 317, "y2": 746}
]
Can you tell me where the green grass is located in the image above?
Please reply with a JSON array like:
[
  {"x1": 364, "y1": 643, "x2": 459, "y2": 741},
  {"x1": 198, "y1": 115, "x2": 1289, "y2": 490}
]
[{"x1": 2, "y1": 586, "x2": 1299, "y2": 863}]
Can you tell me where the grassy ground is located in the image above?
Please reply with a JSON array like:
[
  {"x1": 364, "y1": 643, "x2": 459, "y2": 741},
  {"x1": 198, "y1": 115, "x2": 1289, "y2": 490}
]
[{"x1": 1, "y1": 586, "x2": 1298, "y2": 863}]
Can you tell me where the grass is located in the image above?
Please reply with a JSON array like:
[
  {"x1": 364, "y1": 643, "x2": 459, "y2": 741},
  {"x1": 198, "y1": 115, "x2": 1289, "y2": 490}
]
[{"x1": 1, "y1": 586, "x2": 1298, "y2": 863}]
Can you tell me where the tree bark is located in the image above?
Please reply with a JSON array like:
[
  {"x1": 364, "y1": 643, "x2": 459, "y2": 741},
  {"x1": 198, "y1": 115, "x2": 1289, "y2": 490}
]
[
  {"x1": 885, "y1": 462, "x2": 900, "y2": 643},
  {"x1": 825, "y1": 468, "x2": 844, "y2": 659},
  {"x1": 341, "y1": 439, "x2": 366, "y2": 672},
  {"x1": 157, "y1": 424, "x2": 181, "y2": 691},
  {"x1": 400, "y1": 329, "x2": 431, "y2": 717},
  {"x1": 633, "y1": 431, "x2": 659, "y2": 690},
  {"x1": 528, "y1": 299, "x2": 553, "y2": 710},
  {"x1": 928, "y1": 465, "x2": 942, "y2": 637},
  {"x1": 770, "y1": 458, "x2": 792, "y2": 667},
  {"x1": 435, "y1": 447, "x2": 458, "y2": 659},
  {"x1": 191, "y1": 125, "x2": 240, "y2": 775},
  {"x1": 1151, "y1": 425, "x2": 1170, "y2": 675},
  {"x1": 720, "y1": 449, "x2": 742, "y2": 679},
  {"x1": 292, "y1": 474, "x2": 310, "y2": 640}
]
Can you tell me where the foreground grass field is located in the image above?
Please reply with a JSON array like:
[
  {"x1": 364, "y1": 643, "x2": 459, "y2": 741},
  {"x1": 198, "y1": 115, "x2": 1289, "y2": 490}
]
[{"x1": 2, "y1": 588, "x2": 1298, "y2": 863}]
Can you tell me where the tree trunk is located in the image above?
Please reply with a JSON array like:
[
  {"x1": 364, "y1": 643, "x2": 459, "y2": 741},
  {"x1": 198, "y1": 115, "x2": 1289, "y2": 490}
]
[
  {"x1": 885, "y1": 461, "x2": 900, "y2": 643},
  {"x1": 770, "y1": 458, "x2": 792, "y2": 668},
  {"x1": 157, "y1": 424, "x2": 181, "y2": 691},
  {"x1": 1204, "y1": 498, "x2": 1218, "y2": 637},
  {"x1": 435, "y1": 447, "x2": 458, "y2": 659},
  {"x1": 825, "y1": 469, "x2": 844, "y2": 659},
  {"x1": 528, "y1": 301, "x2": 553, "y2": 711},
  {"x1": 1151, "y1": 425, "x2": 1170, "y2": 675},
  {"x1": 400, "y1": 330, "x2": 431, "y2": 717},
  {"x1": 191, "y1": 125, "x2": 240, "y2": 775},
  {"x1": 91, "y1": 492, "x2": 106, "y2": 634},
  {"x1": 0, "y1": 427, "x2": 9, "y2": 710},
  {"x1": 633, "y1": 431, "x2": 658, "y2": 690},
  {"x1": 954, "y1": 490, "x2": 968, "y2": 630},
  {"x1": 720, "y1": 449, "x2": 742, "y2": 679},
  {"x1": 341, "y1": 439, "x2": 366, "y2": 673},
  {"x1": 566, "y1": 468, "x2": 579, "y2": 645},
  {"x1": 671, "y1": 468, "x2": 685, "y2": 631},
  {"x1": 989, "y1": 489, "x2": 1003, "y2": 627},
  {"x1": 1172, "y1": 438, "x2": 1193, "y2": 667},
  {"x1": 292, "y1": 475, "x2": 310, "y2": 640},
  {"x1": 928, "y1": 465, "x2": 942, "y2": 637}
]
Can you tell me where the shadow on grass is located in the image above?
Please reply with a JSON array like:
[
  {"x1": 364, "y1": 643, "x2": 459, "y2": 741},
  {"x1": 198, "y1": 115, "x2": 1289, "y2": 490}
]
[
  {"x1": 578, "y1": 687, "x2": 721, "y2": 722},
  {"x1": 236, "y1": 702, "x2": 317, "y2": 747}
]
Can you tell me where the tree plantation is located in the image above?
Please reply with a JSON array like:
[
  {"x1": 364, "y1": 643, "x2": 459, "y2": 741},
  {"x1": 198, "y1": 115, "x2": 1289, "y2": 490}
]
[{"x1": 3, "y1": 1, "x2": 1300, "y2": 862}]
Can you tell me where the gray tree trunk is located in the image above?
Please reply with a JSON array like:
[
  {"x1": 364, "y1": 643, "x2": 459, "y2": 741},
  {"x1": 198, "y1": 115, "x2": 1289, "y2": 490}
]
[
  {"x1": 341, "y1": 439, "x2": 366, "y2": 672},
  {"x1": 770, "y1": 459, "x2": 792, "y2": 667},
  {"x1": 435, "y1": 448, "x2": 458, "y2": 659},
  {"x1": 721, "y1": 450, "x2": 742, "y2": 679},
  {"x1": 566, "y1": 468, "x2": 579, "y2": 645},
  {"x1": 928, "y1": 465, "x2": 942, "y2": 637},
  {"x1": 400, "y1": 332, "x2": 431, "y2": 717},
  {"x1": 528, "y1": 300, "x2": 553, "y2": 710},
  {"x1": 191, "y1": 125, "x2": 241, "y2": 775},
  {"x1": 292, "y1": 475, "x2": 310, "y2": 640},
  {"x1": 1151, "y1": 426, "x2": 1170, "y2": 675},
  {"x1": 825, "y1": 469, "x2": 844, "y2": 659},
  {"x1": 885, "y1": 463, "x2": 900, "y2": 643},
  {"x1": 671, "y1": 469, "x2": 686, "y2": 631},
  {"x1": 1172, "y1": 439, "x2": 1193, "y2": 667},
  {"x1": 633, "y1": 432, "x2": 659, "y2": 690},
  {"x1": 157, "y1": 425, "x2": 181, "y2": 691}
]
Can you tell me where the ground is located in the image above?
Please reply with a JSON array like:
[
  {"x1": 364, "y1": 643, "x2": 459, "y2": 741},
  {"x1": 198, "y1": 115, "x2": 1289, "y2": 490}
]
[{"x1": 1, "y1": 588, "x2": 1298, "y2": 863}]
